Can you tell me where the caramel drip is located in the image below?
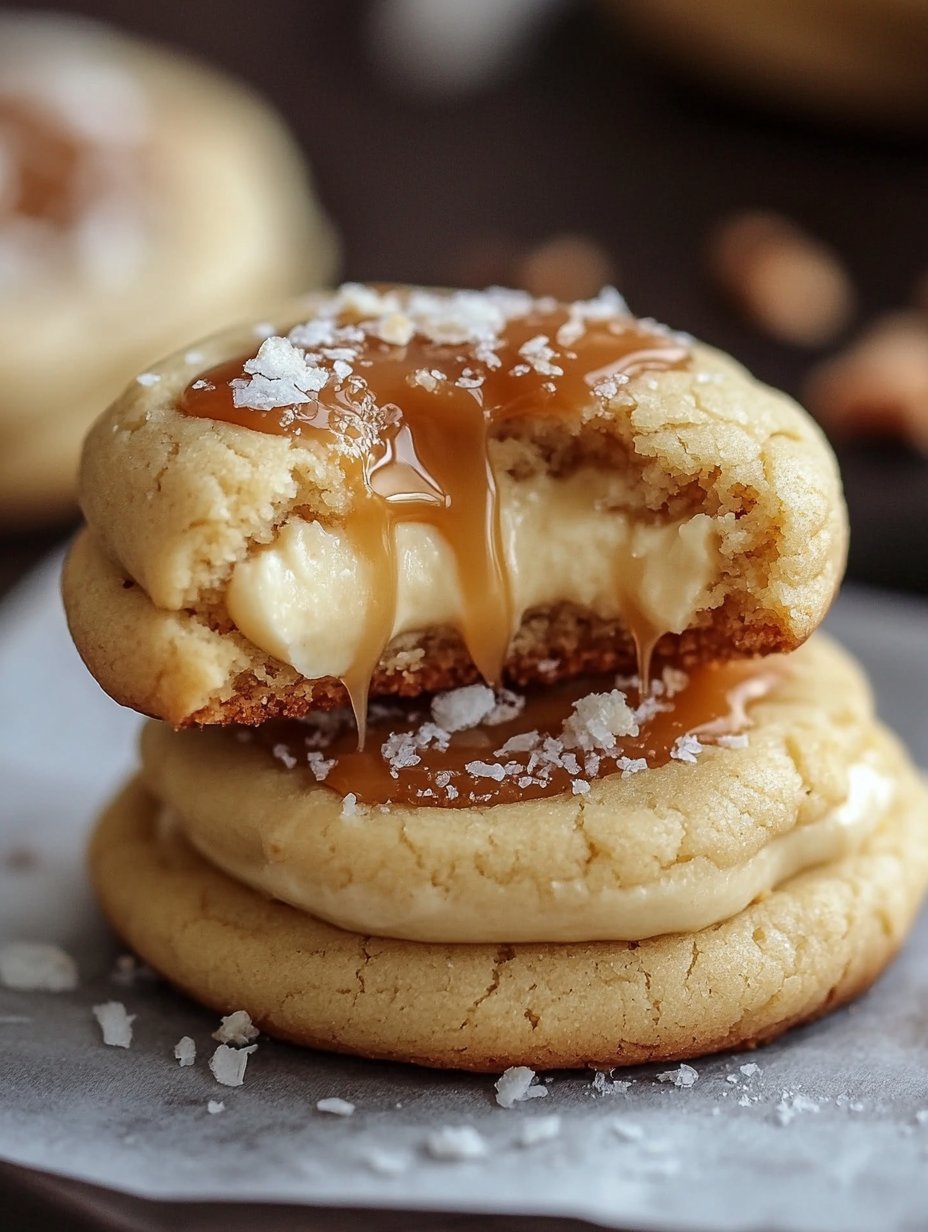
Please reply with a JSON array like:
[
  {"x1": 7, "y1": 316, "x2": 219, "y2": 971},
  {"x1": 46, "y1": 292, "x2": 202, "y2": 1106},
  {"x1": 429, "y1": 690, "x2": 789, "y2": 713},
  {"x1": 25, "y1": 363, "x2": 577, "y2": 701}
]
[
  {"x1": 0, "y1": 98, "x2": 88, "y2": 225},
  {"x1": 259, "y1": 659, "x2": 782, "y2": 810},
  {"x1": 181, "y1": 304, "x2": 690, "y2": 719}
]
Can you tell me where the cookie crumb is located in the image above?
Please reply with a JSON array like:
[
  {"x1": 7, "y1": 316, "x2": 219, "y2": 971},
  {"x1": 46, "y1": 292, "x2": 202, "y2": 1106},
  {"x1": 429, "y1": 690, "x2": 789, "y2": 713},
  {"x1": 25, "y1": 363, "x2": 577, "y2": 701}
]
[
  {"x1": 495, "y1": 1065, "x2": 548, "y2": 1108},
  {"x1": 0, "y1": 941, "x2": 78, "y2": 992},
  {"x1": 174, "y1": 1036, "x2": 196, "y2": 1067},
  {"x1": 93, "y1": 1001, "x2": 135, "y2": 1048},
  {"x1": 208, "y1": 1043, "x2": 257, "y2": 1087}
]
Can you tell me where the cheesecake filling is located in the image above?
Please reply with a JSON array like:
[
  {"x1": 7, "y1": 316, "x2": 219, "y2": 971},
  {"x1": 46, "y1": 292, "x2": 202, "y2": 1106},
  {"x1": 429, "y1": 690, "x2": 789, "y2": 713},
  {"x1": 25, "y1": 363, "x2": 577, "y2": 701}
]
[
  {"x1": 180, "y1": 285, "x2": 696, "y2": 734},
  {"x1": 161, "y1": 759, "x2": 893, "y2": 944},
  {"x1": 226, "y1": 468, "x2": 722, "y2": 698}
]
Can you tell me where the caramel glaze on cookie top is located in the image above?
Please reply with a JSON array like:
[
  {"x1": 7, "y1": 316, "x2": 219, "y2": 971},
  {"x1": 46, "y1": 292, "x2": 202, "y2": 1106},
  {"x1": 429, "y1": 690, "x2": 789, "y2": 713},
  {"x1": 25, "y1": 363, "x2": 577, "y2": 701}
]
[
  {"x1": 181, "y1": 287, "x2": 689, "y2": 733},
  {"x1": 68, "y1": 282, "x2": 848, "y2": 729},
  {"x1": 254, "y1": 659, "x2": 781, "y2": 809}
]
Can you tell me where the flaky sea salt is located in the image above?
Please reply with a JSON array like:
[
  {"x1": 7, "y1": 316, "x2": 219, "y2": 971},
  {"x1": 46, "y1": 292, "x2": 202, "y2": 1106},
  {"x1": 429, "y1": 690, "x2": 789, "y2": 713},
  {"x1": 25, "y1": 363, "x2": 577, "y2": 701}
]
[
  {"x1": 381, "y1": 731, "x2": 423, "y2": 772},
  {"x1": 592, "y1": 1071, "x2": 631, "y2": 1096},
  {"x1": 341, "y1": 793, "x2": 369, "y2": 819},
  {"x1": 207, "y1": 1100, "x2": 225, "y2": 1115},
  {"x1": 494, "y1": 1066, "x2": 549, "y2": 1109},
  {"x1": 656, "y1": 1064, "x2": 699, "y2": 1088},
  {"x1": 93, "y1": 1001, "x2": 135, "y2": 1048},
  {"x1": 306, "y1": 751, "x2": 336, "y2": 781},
  {"x1": 431, "y1": 684, "x2": 496, "y2": 732},
  {"x1": 740, "y1": 1062, "x2": 760, "y2": 1078},
  {"x1": 232, "y1": 336, "x2": 328, "y2": 411},
  {"x1": 484, "y1": 689, "x2": 525, "y2": 725},
  {"x1": 670, "y1": 734, "x2": 703, "y2": 764},
  {"x1": 135, "y1": 372, "x2": 159, "y2": 386},
  {"x1": 617, "y1": 756, "x2": 648, "y2": 777},
  {"x1": 0, "y1": 941, "x2": 78, "y2": 991},
  {"x1": 465, "y1": 760, "x2": 507, "y2": 781},
  {"x1": 426, "y1": 1126, "x2": 489, "y2": 1161},
  {"x1": 561, "y1": 690, "x2": 638, "y2": 752},
  {"x1": 610, "y1": 1120, "x2": 645, "y2": 1141},
  {"x1": 174, "y1": 1036, "x2": 196, "y2": 1067},
  {"x1": 518, "y1": 334, "x2": 563, "y2": 377},
  {"x1": 212, "y1": 1010, "x2": 259, "y2": 1046},
  {"x1": 316, "y1": 1097, "x2": 356, "y2": 1117},
  {"x1": 716, "y1": 733, "x2": 750, "y2": 750},
  {"x1": 208, "y1": 1043, "x2": 257, "y2": 1087},
  {"x1": 272, "y1": 743, "x2": 298, "y2": 770}
]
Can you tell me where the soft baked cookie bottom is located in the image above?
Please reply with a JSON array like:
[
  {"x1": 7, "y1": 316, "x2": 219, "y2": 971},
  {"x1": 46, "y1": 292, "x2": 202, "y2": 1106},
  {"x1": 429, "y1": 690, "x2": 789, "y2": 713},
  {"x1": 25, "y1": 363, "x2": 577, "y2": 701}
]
[{"x1": 90, "y1": 770, "x2": 928, "y2": 1071}]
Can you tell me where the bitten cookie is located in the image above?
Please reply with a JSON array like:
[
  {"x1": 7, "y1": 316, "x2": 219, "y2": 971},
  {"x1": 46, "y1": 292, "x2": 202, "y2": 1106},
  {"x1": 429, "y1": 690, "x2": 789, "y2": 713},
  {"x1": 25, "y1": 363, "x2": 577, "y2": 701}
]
[
  {"x1": 0, "y1": 12, "x2": 336, "y2": 523},
  {"x1": 64, "y1": 283, "x2": 847, "y2": 726}
]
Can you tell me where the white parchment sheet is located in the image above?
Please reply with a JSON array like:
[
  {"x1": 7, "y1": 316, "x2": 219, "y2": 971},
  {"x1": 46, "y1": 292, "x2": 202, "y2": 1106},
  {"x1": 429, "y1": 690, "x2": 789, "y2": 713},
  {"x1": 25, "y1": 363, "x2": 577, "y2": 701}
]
[{"x1": 2, "y1": 553, "x2": 928, "y2": 1232}]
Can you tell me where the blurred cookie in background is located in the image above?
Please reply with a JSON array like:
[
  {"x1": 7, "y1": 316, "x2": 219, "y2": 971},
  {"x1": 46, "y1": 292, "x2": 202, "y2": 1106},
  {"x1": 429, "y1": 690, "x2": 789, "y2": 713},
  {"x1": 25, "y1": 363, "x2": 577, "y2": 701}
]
[
  {"x1": 0, "y1": 12, "x2": 337, "y2": 527},
  {"x1": 805, "y1": 314, "x2": 928, "y2": 454},
  {"x1": 616, "y1": 0, "x2": 928, "y2": 132},
  {"x1": 707, "y1": 212, "x2": 855, "y2": 348}
]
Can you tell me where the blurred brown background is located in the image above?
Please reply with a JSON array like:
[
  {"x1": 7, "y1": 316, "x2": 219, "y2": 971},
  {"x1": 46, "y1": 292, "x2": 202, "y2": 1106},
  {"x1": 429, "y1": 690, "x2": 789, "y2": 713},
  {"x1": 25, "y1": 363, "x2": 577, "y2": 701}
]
[{"x1": 4, "y1": 0, "x2": 928, "y2": 595}]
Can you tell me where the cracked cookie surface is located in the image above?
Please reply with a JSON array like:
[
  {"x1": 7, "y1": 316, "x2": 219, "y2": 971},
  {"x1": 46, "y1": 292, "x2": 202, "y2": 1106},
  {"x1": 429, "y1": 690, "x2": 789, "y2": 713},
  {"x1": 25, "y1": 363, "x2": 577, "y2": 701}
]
[
  {"x1": 65, "y1": 288, "x2": 846, "y2": 725},
  {"x1": 90, "y1": 746, "x2": 928, "y2": 1070}
]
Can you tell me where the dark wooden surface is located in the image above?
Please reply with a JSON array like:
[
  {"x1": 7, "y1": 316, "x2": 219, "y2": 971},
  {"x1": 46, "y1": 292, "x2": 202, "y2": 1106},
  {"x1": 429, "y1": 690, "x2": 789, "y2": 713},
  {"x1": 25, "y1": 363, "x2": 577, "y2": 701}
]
[{"x1": 3, "y1": 1, "x2": 927, "y2": 1228}]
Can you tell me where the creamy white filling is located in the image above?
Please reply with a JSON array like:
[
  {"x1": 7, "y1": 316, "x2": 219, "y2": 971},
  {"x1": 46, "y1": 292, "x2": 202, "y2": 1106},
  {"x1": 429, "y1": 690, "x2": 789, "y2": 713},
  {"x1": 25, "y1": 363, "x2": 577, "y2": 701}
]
[
  {"x1": 165, "y1": 761, "x2": 893, "y2": 944},
  {"x1": 226, "y1": 467, "x2": 722, "y2": 681}
]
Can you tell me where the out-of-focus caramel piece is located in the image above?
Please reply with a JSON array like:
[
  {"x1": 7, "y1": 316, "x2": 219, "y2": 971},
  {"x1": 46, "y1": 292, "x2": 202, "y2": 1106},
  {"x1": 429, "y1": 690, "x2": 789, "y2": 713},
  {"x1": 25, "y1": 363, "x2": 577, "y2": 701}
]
[
  {"x1": 804, "y1": 313, "x2": 928, "y2": 453},
  {"x1": 515, "y1": 234, "x2": 615, "y2": 302},
  {"x1": 708, "y1": 212, "x2": 855, "y2": 347}
]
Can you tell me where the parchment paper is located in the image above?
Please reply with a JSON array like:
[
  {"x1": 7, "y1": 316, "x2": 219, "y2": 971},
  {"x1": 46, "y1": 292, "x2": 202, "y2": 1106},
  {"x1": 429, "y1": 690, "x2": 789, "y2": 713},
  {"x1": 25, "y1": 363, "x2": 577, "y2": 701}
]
[{"x1": 2, "y1": 552, "x2": 928, "y2": 1232}]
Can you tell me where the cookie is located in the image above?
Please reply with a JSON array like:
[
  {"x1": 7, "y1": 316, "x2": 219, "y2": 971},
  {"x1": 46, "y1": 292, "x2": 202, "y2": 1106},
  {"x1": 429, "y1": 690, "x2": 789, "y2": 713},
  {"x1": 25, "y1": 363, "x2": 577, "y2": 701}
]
[
  {"x1": 89, "y1": 748, "x2": 928, "y2": 1071},
  {"x1": 64, "y1": 283, "x2": 846, "y2": 727},
  {"x1": 0, "y1": 13, "x2": 337, "y2": 524},
  {"x1": 139, "y1": 635, "x2": 899, "y2": 943}
]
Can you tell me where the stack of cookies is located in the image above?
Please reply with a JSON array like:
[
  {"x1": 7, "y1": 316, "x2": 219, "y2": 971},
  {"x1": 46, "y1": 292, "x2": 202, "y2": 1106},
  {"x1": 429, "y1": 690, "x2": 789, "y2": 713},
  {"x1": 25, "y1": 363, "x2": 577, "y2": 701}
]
[{"x1": 64, "y1": 284, "x2": 928, "y2": 1070}]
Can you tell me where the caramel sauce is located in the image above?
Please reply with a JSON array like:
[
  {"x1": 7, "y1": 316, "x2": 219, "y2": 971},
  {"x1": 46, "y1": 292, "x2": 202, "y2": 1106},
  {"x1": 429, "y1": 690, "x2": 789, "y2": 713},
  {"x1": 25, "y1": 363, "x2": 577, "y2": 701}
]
[
  {"x1": 0, "y1": 98, "x2": 89, "y2": 225},
  {"x1": 181, "y1": 299, "x2": 690, "y2": 726},
  {"x1": 259, "y1": 659, "x2": 781, "y2": 810}
]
